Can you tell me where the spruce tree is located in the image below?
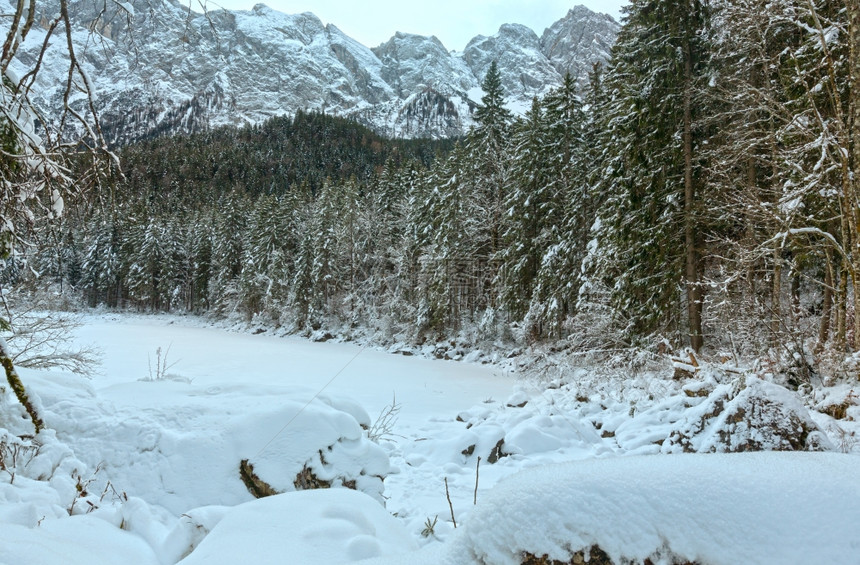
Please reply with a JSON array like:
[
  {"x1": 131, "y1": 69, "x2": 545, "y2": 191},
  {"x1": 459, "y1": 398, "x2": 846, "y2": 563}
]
[
  {"x1": 590, "y1": 0, "x2": 711, "y2": 349},
  {"x1": 80, "y1": 214, "x2": 122, "y2": 307},
  {"x1": 464, "y1": 61, "x2": 514, "y2": 314},
  {"x1": 525, "y1": 74, "x2": 590, "y2": 338},
  {"x1": 498, "y1": 97, "x2": 552, "y2": 320},
  {"x1": 309, "y1": 180, "x2": 344, "y2": 323},
  {"x1": 473, "y1": 61, "x2": 513, "y2": 148},
  {"x1": 239, "y1": 194, "x2": 295, "y2": 317},
  {"x1": 209, "y1": 192, "x2": 248, "y2": 315},
  {"x1": 291, "y1": 228, "x2": 315, "y2": 330},
  {"x1": 126, "y1": 217, "x2": 169, "y2": 311},
  {"x1": 415, "y1": 146, "x2": 471, "y2": 331},
  {"x1": 365, "y1": 161, "x2": 413, "y2": 314},
  {"x1": 189, "y1": 213, "x2": 214, "y2": 312}
]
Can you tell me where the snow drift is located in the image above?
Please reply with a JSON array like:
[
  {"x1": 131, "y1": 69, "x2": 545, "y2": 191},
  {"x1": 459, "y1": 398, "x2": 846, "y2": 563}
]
[{"x1": 369, "y1": 452, "x2": 860, "y2": 565}]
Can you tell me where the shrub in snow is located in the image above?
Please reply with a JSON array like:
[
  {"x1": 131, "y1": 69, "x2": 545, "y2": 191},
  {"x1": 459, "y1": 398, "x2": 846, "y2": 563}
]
[
  {"x1": 662, "y1": 377, "x2": 833, "y2": 453},
  {"x1": 3, "y1": 306, "x2": 101, "y2": 376},
  {"x1": 0, "y1": 425, "x2": 111, "y2": 526},
  {"x1": 0, "y1": 430, "x2": 41, "y2": 483}
]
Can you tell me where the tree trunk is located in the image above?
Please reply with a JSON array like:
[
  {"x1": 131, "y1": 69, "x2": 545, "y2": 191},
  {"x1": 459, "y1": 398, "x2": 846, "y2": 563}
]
[
  {"x1": 836, "y1": 263, "x2": 848, "y2": 349},
  {"x1": 745, "y1": 156, "x2": 758, "y2": 309},
  {"x1": 683, "y1": 36, "x2": 703, "y2": 353},
  {"x1": 850, "y1": 0, "x2": 860, "y2": 350},
  {"x1": 818, "y1": 249, "x2": 833, "y2": 350},
  {"x1": 790, "y1": 269, "x2": 801, "y2": 314},
  {"x1": 772, "y1": 245, "x2": 782, "y2": 344},
  {"x1": 0, "y1": 337, "x2": 44, "y2": 434}
]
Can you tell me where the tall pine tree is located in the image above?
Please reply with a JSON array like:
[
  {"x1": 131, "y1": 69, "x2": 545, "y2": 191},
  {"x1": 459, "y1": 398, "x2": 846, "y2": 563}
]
[{"x1": 590, "y1": 0, "x2": 711, "y2": 350}]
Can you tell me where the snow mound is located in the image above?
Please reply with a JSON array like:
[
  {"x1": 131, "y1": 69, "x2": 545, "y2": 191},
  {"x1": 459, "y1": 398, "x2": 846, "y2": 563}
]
[
  {"x1": 370, "y1": 453, "x2": 860, "y2": 565},
  {"x1": 160, "y1": 505, "x2": 230, "y2": 562},
  {"x1": 0, "y1": 514, "x2": 160, "y2": 565},
  {"x1": 663, "y1": 377, "x2": 834, "y2": 453},
  {"x1": 23, "y1": 370, "x2": 390, "y2": 513},
  {"x1": 420, "y1": 375, "x2": 835, "y2": 471},
  {"x1": 452, "y1": 385, "x2": 606, "y2": 465},
  {"x1": 178, "y1": 489, "x2": 416, "y2": 564}
]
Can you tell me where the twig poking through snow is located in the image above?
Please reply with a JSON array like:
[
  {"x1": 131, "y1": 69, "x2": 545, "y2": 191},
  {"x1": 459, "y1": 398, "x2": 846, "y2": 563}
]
[
  {"x1": 474, "y1": 456, "x2": 480, "y2": 505},
  {"x1": 368, "y1": 393, "x2": 403, "y2": 442},
  {"x1": 445, "y1": 477, "x2": 457, "y2": 528},
  {"x1": 421, "y1": 515, "x2": 438, "y2": 538},
  {"x1": 146, "y1": 344, "x2": 179, "y2": 381}
]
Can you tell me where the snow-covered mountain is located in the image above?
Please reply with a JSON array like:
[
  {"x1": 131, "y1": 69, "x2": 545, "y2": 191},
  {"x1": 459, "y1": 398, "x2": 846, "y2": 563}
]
[
  {"x1": 7, "y1": 0, "x2": 619, "y2": 142},
  {"x1": 541, "y1": 5, "x2": 619, "y2": 82}
]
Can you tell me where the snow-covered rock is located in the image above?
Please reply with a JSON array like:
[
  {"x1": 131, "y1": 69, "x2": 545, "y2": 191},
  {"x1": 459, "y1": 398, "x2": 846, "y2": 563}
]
[
  {"x1": 663, "y1": 377, "x2": 835, "y2": 453},
  {"x1": 5, "y1": 0, "x2": 618, "y2": 142}
]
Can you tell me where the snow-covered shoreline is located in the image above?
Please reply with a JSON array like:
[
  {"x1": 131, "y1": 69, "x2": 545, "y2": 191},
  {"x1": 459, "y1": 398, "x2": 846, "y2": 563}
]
[{"x1": 1, "y1": 313, "x2": 858, "y2": 564}]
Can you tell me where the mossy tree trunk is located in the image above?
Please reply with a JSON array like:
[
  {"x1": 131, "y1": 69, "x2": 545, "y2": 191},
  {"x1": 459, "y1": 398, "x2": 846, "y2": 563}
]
[{"x1": 0, "y1": 336, "x2": 44, "y2": 434}]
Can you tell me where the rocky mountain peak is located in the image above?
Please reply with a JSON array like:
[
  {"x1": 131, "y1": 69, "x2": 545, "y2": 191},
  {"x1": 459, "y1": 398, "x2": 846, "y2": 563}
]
[
  {"x1": 541, "y1": 4, "x2": 620, "y2": 81},
  {"x1": 463, "y1": 23, "x2": 559, "y2": 101},
  {"x1": 8, "y1": 0, "x2": 618, "y2": 141},
  {"x1": 372, "y1": 32, "x2": 474, "y2": 99}
]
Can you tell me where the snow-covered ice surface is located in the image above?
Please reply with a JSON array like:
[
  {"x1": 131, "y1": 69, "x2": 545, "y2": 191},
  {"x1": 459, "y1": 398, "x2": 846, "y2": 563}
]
[{"x1": 1, "y1": 313, "x2": 858, "y2": 564}]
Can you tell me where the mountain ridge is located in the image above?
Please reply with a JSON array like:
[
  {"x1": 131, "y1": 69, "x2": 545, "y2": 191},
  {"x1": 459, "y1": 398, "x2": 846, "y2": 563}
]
[{"x1": 7, "y1": 0, "x2": 619, "y2": 142}]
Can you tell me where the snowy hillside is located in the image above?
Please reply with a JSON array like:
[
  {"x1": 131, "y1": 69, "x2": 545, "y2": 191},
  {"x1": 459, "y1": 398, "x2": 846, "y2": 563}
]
[{"x1": 3, "y1": 0, "x2": 618, "y2": 142}]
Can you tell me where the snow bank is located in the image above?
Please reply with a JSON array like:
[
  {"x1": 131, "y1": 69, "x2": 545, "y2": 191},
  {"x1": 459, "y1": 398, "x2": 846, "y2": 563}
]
[
  {"x1": 369, "y1": 452, "x2": 860, "y2": 565},
  {"x1": 178, "y1": 489, "x2": 416, "y2": 564},
  {"x1": 449, "y1": 376, "x2": 834, "y2": 469},
  {"x1": 0, "y1": 514, "x2": 160, "y2": 565},
  {"x1": 22, "y1": 369, "x2": 390, "y2": 513}
]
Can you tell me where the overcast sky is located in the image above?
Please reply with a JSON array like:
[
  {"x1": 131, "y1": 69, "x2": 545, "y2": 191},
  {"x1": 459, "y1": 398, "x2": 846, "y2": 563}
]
[{"x1": 205, "y1": 1, "x2": 628, "y2": 51}]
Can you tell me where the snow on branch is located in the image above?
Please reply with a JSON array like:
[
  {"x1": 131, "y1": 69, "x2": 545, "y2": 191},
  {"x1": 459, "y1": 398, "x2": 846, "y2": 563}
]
[{"x1": 764, "y1": 227, "x2": 849, "y2": 264}]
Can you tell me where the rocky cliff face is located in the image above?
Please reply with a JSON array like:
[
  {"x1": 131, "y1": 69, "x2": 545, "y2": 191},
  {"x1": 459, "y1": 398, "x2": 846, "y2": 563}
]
[
  {"x1": 7, "y1": 0, "x2": 619, "y2": 142},
  {"x1": 541, "y1": 5, "x2": 619, "y2": 83}
]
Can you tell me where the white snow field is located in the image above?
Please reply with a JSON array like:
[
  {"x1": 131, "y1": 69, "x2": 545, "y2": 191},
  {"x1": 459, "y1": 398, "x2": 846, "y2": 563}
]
[
  {"x1": 374, "y1": 452, "x2": 860, "y2": 565},
  {"x1": 1, "y1": 314, "x2": 858, "y2": 564}
]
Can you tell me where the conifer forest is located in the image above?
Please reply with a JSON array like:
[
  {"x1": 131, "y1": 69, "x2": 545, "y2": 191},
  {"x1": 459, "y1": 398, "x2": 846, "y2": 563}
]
[
  {"x1": 1, "y1": 0, "x2": 860, "y2": 561},
  {"x1": 5, "y1": 0, "x2": 860, "y2": 382}
]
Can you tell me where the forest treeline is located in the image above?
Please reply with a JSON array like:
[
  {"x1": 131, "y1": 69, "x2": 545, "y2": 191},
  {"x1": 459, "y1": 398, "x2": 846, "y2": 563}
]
[
  {"x1": 13, "y1": 0, "x2": 860, "y2": 374},
  {"x1": 113, "y1": 109, "x2": 453, "y2": 207}
]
